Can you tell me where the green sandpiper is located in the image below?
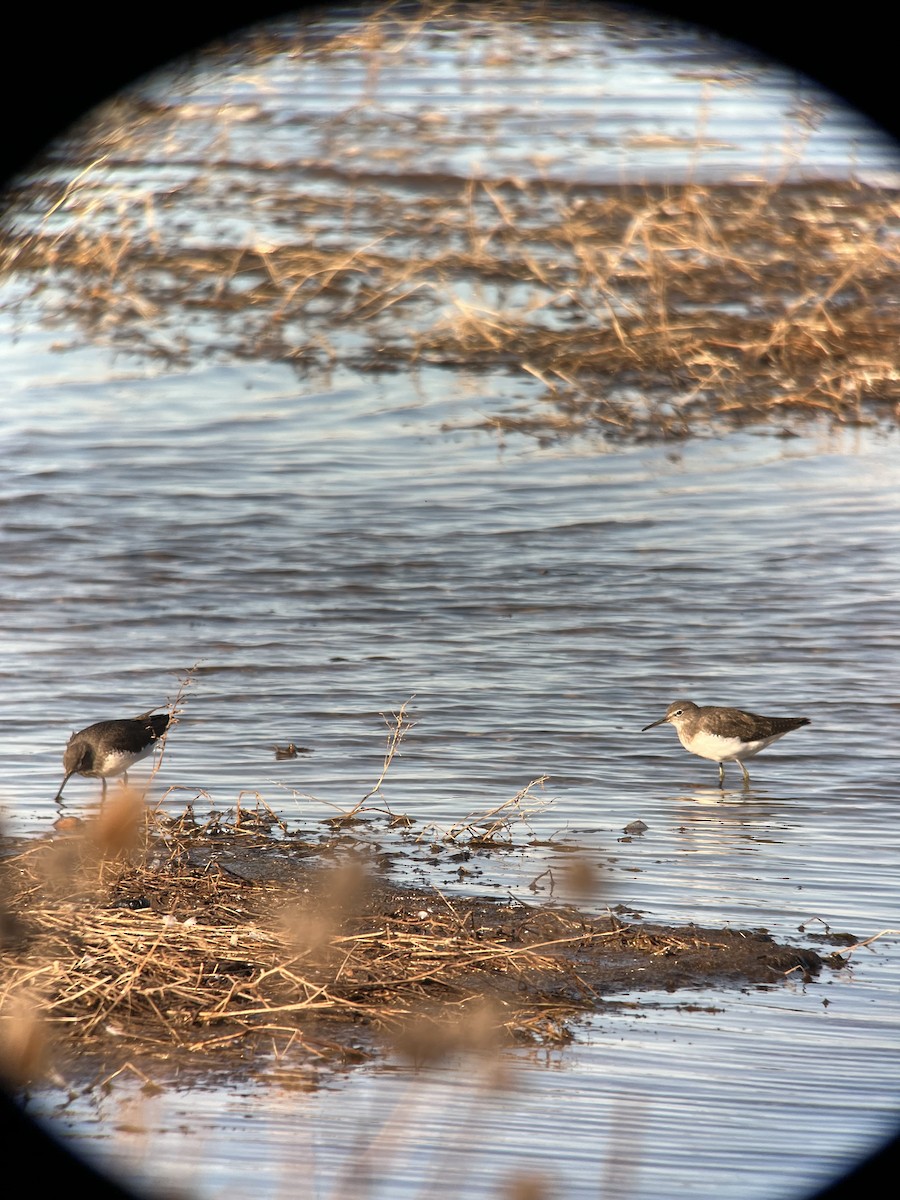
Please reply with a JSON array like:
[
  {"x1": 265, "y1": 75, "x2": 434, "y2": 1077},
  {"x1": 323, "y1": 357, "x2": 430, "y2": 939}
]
[
  {"x1": 642, "y1": 699, "x2": 810, "y2": 786},
  {"x1": 54, "y1": 710, "x2": 172, "y2": 803}
]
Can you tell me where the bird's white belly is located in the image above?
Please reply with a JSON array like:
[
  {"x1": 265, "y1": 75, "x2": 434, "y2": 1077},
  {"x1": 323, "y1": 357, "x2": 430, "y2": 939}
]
[
  {"x1": 95, "y1": 746, "x2": 153, "y2": 778},
  {"x1": 678, "y1": 729, "x2": 779, "y2": 763}
]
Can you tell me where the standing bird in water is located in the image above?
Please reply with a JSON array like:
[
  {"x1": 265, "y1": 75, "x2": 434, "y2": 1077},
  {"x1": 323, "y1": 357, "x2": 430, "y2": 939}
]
[
  {"x1": 641, "y1": 699, "x2": 810, "y2": 786},
  {"x1": 54, "y1": 710, "x2": 172, "y2": 803}
]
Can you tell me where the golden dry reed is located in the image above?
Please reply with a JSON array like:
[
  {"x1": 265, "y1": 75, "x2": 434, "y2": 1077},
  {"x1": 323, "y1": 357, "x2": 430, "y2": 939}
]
[{"x1": 1, "y1": 5, "x2": 898, "y2": 442}]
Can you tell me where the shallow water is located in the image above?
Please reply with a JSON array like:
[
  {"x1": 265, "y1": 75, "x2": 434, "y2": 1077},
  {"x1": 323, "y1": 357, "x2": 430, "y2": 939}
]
[{"x1": 3, "y1": 6, "x2": 900, "y2": 1199}]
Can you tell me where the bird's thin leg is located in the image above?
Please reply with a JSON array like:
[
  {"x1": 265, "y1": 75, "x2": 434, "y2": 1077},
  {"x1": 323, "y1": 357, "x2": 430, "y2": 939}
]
[
  {"x1": 717, "y1": 762, "x2": 725, "y2": 787},
  {"x1": 101, "y1": 778, "x2": 108, "y2": 805},
  {"x1": 739, "y1": 761, "x2": 751, "y2": 787}
]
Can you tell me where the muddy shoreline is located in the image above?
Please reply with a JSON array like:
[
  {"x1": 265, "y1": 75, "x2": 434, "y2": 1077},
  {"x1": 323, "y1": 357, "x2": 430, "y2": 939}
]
[{"x1": 0, "y1": 806, "x2": 855, "y2": 1091}]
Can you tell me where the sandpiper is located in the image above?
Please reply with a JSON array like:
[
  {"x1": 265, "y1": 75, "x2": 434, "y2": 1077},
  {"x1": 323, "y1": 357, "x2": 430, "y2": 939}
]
[
  {"x1": 641, "y1": 699, "x2": 810, "y2": 786},
  {"x1": 54, "y1": 710, "x2": 172, "y2": 803}
]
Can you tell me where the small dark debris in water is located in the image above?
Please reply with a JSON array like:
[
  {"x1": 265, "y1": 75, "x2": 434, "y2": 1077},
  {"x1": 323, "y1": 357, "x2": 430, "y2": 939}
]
[
  {"x1": 323, "y1": 813, "x2": 368, "y2": 828},
  {"x1": 273, "y1": 743, "x2": 312, "y2": 759},
  {"x1": 236, "y1": 811, "x2": 275, "y2": 830},
  {"x1": 823, "y1": 953, "x2": 849, "y2": 970},
  {"x1": 623, "y1": 820, "x2": 648, "y2": 834},
  {"x1": 797, "y1": 920, "x2": 858, "y2": 946}
]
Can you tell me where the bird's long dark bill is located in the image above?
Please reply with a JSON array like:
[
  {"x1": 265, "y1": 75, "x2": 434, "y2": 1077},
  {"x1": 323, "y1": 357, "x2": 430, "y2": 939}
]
[
  {"x1": 641, "y1": 716, "x2": 667, "y2": 731},
  {"x1": 53, "y1": 772, "x2": 75, "y2": 803}
]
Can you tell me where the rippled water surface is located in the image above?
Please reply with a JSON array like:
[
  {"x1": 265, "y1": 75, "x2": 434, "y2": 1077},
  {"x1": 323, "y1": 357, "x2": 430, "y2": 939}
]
[{"x1": 3, "y1": 6, "x2": 900, "y2": 1199}]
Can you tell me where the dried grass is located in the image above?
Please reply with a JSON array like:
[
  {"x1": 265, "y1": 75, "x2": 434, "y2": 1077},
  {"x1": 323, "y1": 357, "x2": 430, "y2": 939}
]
[
  {"x1": 0, "y1": 683, "x2": 857, "y2": 1091},
  {"x1": 0, "y1": 801, "x2": 600, "y2": 1085},
  {"x1": 1, "y1": 5, "x2": 898, "y2": 441},
  {"x1": 0, "y1": 783, "x2": 847, "y2": 1092}
]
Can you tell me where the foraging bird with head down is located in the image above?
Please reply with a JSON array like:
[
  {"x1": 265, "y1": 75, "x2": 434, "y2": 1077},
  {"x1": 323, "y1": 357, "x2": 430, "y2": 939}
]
[
  {"x1": 641, "y1": 699, "x2": 810, "y2": 786},
  {"x1": 54, "y1": 709, "x2": 172, "y2": 803}
]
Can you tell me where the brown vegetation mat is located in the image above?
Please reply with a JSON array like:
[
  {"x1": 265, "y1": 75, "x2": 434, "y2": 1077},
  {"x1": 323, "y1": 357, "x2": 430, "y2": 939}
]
[
  {"x1": 2, "y1": 4, "x2": 899, "y2": 441},
  {"x1": 5, "y1": 177, "x2": 899, "y2": 442},
  {"x1": 0, "y1": 796, "x2": 852, "y2": 1091}
]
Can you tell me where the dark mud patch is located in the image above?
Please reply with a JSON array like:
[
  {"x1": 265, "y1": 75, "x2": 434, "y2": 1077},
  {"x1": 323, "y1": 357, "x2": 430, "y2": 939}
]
[{"x1": 0, "y1": 811, "x2": 852, "y2": 1092}]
